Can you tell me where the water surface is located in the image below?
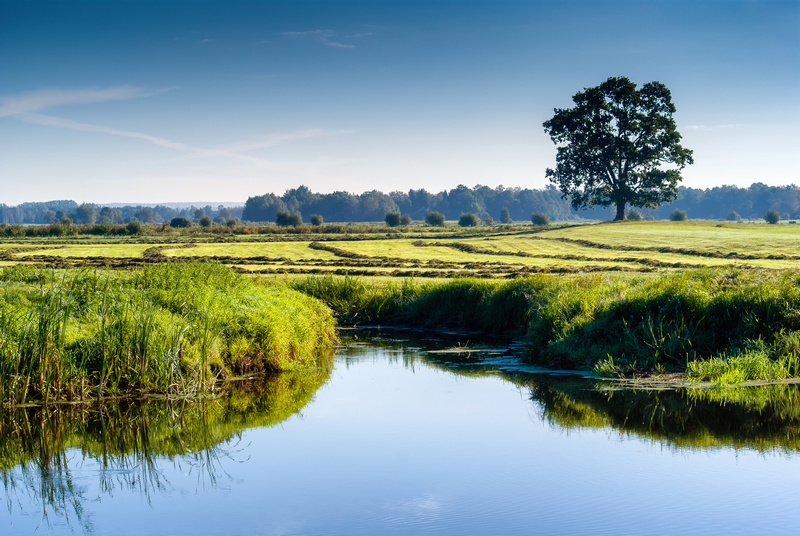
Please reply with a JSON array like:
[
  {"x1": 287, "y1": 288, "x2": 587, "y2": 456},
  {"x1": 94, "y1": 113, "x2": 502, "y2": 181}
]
[{"x1": 2, "y1": 330, "x2": 799, "y2": 535}]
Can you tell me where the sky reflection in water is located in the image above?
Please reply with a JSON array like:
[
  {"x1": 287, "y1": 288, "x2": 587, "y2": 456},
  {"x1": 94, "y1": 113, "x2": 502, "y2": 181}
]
[{"x1": 2, "y1": 331, "x2": 800, "y2": 535}]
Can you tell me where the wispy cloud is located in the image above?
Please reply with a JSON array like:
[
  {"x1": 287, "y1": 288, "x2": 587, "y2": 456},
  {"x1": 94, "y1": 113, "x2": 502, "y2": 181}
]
[
  {"x1": 216, "y1": 129, "x2": 355, "y2": 153},
  {"x1": 0, "y1": 86, "x2": 173, "y2": 117},
  {"x1": 282, "y1": 29, "x2": 355, "y2": 49},
  {"x1": 15, "y1": 111, "x2": 355, "y2": 172}
]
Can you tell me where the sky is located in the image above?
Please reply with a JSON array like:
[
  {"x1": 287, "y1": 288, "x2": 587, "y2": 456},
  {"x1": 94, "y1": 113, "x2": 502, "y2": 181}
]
[{"x1": 1, "y1": 0, "x2": 798, "y2": 205}]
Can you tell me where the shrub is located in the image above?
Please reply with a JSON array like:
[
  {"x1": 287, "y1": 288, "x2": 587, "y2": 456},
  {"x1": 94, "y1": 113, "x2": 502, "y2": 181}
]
[
  {"x1": 385, "y1": 212, "x2": 401, "y2": 227},
  {"x1": 199, "y1": 216, "x2": 213, "y2": 227},
  {"x1": 531, "y1": 212, "x2": 550, "y2": 226},
  {"x1": 126, "y1": 220, "x2": 144, "y2": 235},
  {"x1": 310, "y1": 214, "x2": 323, "y2": 226},
  {"x1": 170, "y1": 217, "x2": 192, "y2": 228},
  {"x1": 400, "y1": 214, "x2": 412, "y2": 226},
  {"x1": 483, "y1": 216, "x2": 494, "y2": 226},
  {"x1": 276, "y1": 211, "x2": 303, "y2": 227},
  {"x1": 670, "y1": 209, "x2": 687, "y2": 221},
  {"x1": 459, "y1": 213, "x2": 479, "y2": 227},
  {"x1": 765, "y1": 209, "x2": 780, "y2": 224},
  {"x1": 500, "y1": 207, "x2": 512, "y2": 224},
  {"x1": 425, "y1": 211, "x2": 446, "y2": 226},
  {"x1": 627, "y1": 209, "x2": 643, "y2": 221},
  {"x1": 726, "y1": 210, "x2": 740, "y2": 221}
]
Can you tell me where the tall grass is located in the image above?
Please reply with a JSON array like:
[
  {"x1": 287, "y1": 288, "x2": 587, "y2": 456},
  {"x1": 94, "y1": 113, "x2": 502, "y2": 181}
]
[
  {"x1": 0, "y1": 263, "x2": 337, "y2": 404},
  {"x1": 294, "y1": 269, "x2": 800, "y2": 381}
]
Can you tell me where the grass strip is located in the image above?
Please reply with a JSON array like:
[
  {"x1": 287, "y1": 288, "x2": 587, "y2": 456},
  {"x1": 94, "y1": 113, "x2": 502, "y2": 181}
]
[{"x1": 293, "y1": 269, "x2": 800, "y2": 382}]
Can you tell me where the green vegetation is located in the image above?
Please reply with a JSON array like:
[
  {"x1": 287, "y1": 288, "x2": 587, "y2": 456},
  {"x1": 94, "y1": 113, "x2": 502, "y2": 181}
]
[
  {"x1": 670, "y1": 209, "x2": 688, "y2": 221},
  {"x1": 294, "y1": 269, "x2": 800, "y2": 382},
  {"x1": 543, "y1": 76, "x2": 693, "y2": 221},
  {"x1": 531, "y1": 212, "x2": 550, "y2": 226},
  {"x1": 458, "y1": 213, "x2": 479, "y2": 227},
  {"x1": 276, "y1": 211, "x2": 303, "y2": 227},
  {"x1": 0, "y1": 263, "x2": 336, "y2": 404},
  {"x1": 385, "y1": 212, "x2": 401, "y2": 227},
  {"x1": 425, "y1": 211, "x2": 446, "y2": 226},
  {"x1": 765, "y1": 209, "x2": 780, "y2": 224}
]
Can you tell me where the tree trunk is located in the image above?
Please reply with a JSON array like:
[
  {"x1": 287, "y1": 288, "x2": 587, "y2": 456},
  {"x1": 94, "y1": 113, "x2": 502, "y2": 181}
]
[{"x1": 614, "y1": 201, "x2": 626, "y2": 221}]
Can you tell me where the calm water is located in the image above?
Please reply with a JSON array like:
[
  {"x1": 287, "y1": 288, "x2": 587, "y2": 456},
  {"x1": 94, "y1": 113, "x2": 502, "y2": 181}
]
[{"x1": 2, "y1": 330, "x2": 800, "y2": 535}]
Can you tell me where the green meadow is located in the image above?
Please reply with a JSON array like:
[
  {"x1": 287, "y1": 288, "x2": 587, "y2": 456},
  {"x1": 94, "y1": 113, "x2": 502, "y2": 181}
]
[{"x1": 2, "y1": 219, "x2": 799, "y2": 390}]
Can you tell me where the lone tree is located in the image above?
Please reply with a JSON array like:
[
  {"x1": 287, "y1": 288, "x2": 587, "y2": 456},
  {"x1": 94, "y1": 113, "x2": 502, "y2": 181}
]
[{"x1": 543, "y1": 76, "x2": 693, "y2": 220}]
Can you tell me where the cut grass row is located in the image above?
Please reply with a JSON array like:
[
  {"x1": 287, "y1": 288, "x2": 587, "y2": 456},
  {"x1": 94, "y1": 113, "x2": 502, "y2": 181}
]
[
  {"x1": 3, "y1": 221, "x2": 799, "y2": 277},
  {"x1": 0, "y1": 263, "x2": 337, "y2": 404}
]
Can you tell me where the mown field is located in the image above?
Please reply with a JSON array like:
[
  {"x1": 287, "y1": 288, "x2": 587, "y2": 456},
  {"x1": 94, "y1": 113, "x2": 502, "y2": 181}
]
[{"x1": 1, "y1": 220, "x2": 799, "y2": 278}]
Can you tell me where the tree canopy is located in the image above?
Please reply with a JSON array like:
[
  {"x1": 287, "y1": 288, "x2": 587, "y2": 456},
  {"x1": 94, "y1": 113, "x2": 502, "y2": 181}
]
[{"x1": 543, "y1": 76, "x2": 694, "y2": 220}]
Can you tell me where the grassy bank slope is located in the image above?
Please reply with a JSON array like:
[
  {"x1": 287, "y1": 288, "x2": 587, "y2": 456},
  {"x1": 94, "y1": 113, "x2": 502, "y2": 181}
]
[
  {"x1": 0, "y1": 263, "x2": 336, "y2": 404},
  {"x1": 294, "y1": 269, "x2": 800, "y2": 383}
]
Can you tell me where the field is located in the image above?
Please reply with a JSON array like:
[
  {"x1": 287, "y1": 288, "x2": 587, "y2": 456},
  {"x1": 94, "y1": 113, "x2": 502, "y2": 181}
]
[{"x1": 2, "y1": 220, "x2": 799, "y2": 278}]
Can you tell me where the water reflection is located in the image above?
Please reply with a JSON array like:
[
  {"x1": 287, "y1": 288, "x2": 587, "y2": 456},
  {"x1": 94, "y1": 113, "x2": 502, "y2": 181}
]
[
  {"x1": 2, "y1": 330, "x2": 799, "y2": 534},
  {"x1": 0, "y1": 365, "x2": 332, "y2": 530},
  {"x1": 342, "y1": 329, "x2": 800, "y2": 453}
]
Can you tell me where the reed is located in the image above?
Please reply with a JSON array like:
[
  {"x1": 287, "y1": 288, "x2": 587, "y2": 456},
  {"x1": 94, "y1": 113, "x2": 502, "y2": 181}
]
[
  {"x1": 294, "y1": 269, "x2": 800, "y2": 381},
  {"x1": 0, "y1": 263, "x2": 337, "y2": 404}
]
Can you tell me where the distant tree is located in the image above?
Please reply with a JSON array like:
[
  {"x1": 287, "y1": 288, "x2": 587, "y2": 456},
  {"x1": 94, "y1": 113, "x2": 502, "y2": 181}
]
[
  {"x1": 99, "y1": 207, "x2": 122, "y2": 224},
  {"x1": 385, "y1": 212, "x2": 402, "y2": 227},
  {"x1": 170, "y1": 217, "x2": 192, "y2": 228},
  {"x1": 726, "y1": 210, "x2": 741, "y2": 221},
  {"x1": 459, "y1": 213, "x2": 479, "y2": 227},
  {"x1": 400, "y1": 214, "x2": 412, "y2": 226},
  {"x1": 425, "y1": 211, "x2": 446, "y2": 227},
  {"x1": 627, "y1": 209, "x2": 643, "y2": 221},
  {"x1": 531, "y1": 212, "x2": 550, "y2": 226},
  {"x1": 276, "y1": 211, "x2": 303, "y2": 227},
  {"x1": 483, "y1": 216, "x2": 494, "y2": 226},
  {"x1": 218, "y1": 206, "x2": 233, "y2": 221},
  {"x1": 500, "y1": 207, "x2": 512, "y2": 224},
  {"x1": 310, "y1": 214, "x2": 323, "y2": 226},
  {"x1": 764, "y1": 209, "x2": 780, "y2": 224},
  {"x1": 543, "y1": 76, "x2": 694, "y2": 220},
  {"x1": 75, "y1": 204, "x2": 98, "y2": 224},
  {"x1": 193, "y1": 208, "x2": 206, "y2": 222},
  {"x1": 199, "y1": 216, "x2": 213, "y2": 227},
  {"x1": 670, "y1": 209, "x2": 687, "y2": 221},
  {"x1": 134, "y1": 207, "x2": 160, "y2": 223}
]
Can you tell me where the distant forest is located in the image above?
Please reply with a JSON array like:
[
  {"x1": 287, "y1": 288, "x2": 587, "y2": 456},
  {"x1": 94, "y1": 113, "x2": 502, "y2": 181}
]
[
  {"x1": 242, "y1": 183, "x2": 800, "y2": 223},
  {"x1": 2, "y1": 183, "x2": 799, "y2": 225}
]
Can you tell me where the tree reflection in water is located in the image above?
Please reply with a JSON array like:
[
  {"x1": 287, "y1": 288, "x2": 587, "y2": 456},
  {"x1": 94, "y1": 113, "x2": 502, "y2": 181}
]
[{"x1": 0, "y1": 364, "x2": 332, "y2": 530}]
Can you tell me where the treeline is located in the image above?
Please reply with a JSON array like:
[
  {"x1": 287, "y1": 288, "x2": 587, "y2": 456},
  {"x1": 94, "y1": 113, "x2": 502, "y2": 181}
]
[
  {"x1": 652, "y1": 183, "x2": 800, "y2": 220},
  {"x1": 0, "y1": 202, "x2": 244, "y2": 225},
  {"x1": 243, "y1": 185, "x2": 575, "y2": 223},
  {"x1": 3, "y1": 182, "x2": 798, "y2": 225},
  {"x1": 243, "y1": 183, "x2": 800, "y2": 223}
]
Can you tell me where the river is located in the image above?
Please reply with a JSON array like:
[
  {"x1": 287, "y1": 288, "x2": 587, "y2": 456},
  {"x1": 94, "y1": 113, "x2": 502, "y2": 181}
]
[{"x1": 2, "y1": 329, "x2": 799, "y2": 535}]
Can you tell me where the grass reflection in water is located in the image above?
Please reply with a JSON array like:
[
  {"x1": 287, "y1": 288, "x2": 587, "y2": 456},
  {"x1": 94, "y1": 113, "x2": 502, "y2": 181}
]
[{"x1": 0, "y1": 364, "x2": 332, "y2": 529}]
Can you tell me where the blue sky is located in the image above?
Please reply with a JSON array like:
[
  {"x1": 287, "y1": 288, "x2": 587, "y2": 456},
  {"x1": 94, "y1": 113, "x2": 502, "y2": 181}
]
[{"x1": 1, "y1": 0, "x2": 798, "y2": 204}]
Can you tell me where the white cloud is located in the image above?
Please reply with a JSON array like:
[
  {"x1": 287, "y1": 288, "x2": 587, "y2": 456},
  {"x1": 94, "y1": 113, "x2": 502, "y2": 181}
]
[{"x1": 0, "y1": 86, "x2": 172, "y2": 117}]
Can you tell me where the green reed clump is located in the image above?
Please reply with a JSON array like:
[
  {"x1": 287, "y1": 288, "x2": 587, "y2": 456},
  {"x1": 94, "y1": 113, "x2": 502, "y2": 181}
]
[
  {"x1": 295, "y1": 269, "x2": 800, "y2": 381},
  {"x1": 0, "y1": 263, "x2": 337, "y2": 403}
]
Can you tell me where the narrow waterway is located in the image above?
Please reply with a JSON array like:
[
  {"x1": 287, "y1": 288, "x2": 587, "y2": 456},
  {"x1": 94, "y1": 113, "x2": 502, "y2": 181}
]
[{"x1": 2, "y1": 330, "x2": 799, "y2": 535}]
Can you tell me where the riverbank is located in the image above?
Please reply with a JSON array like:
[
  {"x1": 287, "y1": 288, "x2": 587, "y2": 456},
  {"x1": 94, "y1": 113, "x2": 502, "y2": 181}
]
[
  {"x1": 0, "y1": 263, "x2": 336, "y2": 404},
  {"x1": 293, "y1": 269, "x2": 800, "y2": 384}
]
